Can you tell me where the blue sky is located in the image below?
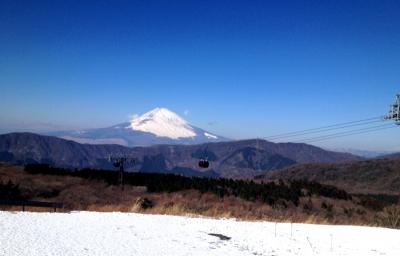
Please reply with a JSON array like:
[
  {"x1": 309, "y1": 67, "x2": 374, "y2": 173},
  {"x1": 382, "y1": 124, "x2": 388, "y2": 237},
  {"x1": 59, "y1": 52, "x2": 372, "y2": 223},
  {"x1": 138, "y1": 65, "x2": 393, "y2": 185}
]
[{"x1": 1, "y1": 0, "x2": 399, "y2": 151}]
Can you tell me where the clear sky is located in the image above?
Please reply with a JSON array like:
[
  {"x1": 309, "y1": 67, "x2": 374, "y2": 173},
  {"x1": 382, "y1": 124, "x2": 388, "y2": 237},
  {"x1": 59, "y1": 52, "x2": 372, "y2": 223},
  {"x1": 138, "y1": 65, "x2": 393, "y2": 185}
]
[{"x1": 1, "y1": 0, "x2": 399, "y2": 151}]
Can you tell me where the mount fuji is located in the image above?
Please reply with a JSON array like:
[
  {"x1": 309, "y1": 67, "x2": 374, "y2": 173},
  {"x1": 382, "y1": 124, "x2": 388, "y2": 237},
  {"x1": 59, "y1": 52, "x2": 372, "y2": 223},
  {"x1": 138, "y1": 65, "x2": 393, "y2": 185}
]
[{"x1": 47, "y1": 108, "x2": 228, "y2": 147}]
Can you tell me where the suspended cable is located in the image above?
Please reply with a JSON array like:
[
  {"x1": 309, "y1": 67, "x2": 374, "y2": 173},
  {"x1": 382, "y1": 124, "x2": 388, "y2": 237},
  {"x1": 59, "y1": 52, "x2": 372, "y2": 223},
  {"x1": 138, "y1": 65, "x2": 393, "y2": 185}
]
[
  {"x1": 292, "y1": 123, "x2": 396, "y2": 143},
  {"x1": 267, "y1": 119, "x2": 383, "y2": 141},
  {"x1": 263, "y1": 116, "x2": 383, "y2": 140},
  {"x1": 293, "y1": 123, "x2": 394, "y2": 143},
  {"x1": 300, "y1": 126, "x2": 396, "y2": 143}
]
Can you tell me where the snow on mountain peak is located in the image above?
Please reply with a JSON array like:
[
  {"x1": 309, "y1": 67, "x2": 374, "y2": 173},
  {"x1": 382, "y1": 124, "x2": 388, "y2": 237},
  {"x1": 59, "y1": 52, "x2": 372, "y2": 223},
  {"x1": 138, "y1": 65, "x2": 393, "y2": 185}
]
[
  {"x1": 129, "y1": 107, "x2": 197, "y2": 139},
  {"x1": 204, "y1": 132, "x2": 218, "y2": 139}
]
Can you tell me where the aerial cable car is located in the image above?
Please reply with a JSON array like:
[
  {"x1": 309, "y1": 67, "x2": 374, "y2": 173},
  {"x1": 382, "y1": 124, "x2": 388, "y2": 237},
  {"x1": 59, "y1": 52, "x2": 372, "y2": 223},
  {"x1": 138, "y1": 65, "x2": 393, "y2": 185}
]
[
  {"x1": 198, "y1": 145, "x2": 210, "y2": 168},
  {"x1": 198, "y1": 158, "x2": 209, "y2": 168}
]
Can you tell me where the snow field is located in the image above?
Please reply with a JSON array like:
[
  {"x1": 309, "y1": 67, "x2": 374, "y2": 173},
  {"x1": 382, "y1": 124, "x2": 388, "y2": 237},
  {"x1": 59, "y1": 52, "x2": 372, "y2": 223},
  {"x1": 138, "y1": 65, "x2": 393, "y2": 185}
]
[{"x1": 0, "y1": 211, "x2": 399, "y2": 256}]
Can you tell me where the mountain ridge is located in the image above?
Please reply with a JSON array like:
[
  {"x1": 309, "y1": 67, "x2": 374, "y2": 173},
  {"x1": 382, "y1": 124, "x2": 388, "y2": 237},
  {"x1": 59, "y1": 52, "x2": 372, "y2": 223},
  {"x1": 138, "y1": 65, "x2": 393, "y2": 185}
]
[{"x1": 0, "y1": 132, "x2": 361, "y2": 178}]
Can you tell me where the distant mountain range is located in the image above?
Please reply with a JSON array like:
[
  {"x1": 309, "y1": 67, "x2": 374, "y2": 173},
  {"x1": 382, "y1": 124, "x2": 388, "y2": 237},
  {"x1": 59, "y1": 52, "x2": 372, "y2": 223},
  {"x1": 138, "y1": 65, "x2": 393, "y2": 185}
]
[
  {"x1": 0, "y1": 133, "x2": 361, "y2": 178},
  {"x1": 380, "y1": 152, "x2": 400, "y2": 159},
  {"x1": 47, "y1": 108, "x2": 228, "y2": 147},
  {"x1": 331, "y1": 148, "x2": 396, "y2": 158}
]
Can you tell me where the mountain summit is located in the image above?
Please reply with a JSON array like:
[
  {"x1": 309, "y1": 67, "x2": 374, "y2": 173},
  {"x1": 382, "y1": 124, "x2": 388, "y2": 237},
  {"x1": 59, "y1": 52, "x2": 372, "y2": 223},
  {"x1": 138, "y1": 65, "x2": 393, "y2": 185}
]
[
  {"x1": 129, "y1": 108, "x2": 197, "y2": 139},
  {"x1": 48, "y1": 108, "x2": 227, "y2": 147}
]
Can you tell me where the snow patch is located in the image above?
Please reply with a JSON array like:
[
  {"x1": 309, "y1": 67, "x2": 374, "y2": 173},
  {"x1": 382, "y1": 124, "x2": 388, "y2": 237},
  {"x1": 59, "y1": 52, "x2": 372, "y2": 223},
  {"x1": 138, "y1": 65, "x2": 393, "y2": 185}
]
[
  {"x1": 129, "y1": 107, "x2": 196, "y2": 139},
  {"x1": 61, "y1": 136, "x2": 129, "y2": 146},
  {"x1": 204, "y1": 132, "x2": 218, "y2": 139}
]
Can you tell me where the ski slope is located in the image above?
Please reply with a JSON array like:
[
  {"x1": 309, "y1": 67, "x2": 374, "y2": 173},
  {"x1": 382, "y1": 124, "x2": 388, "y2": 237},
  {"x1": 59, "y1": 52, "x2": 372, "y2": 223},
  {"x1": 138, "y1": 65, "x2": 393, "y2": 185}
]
[{"x1": 1, "y1": 211, "x2": 399, "y2": 256}]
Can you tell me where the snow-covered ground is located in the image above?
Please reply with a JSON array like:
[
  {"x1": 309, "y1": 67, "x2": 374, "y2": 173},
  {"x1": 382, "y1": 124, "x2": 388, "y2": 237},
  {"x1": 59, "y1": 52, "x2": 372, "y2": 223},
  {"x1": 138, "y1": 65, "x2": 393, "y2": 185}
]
[{"x1": 1, "y1": 211, "x2": 399, "y2": 256}]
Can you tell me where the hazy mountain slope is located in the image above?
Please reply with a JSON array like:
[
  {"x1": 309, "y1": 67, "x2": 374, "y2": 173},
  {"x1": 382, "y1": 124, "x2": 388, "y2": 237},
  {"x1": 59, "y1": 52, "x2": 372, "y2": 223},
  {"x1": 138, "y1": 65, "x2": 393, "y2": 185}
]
[
  {"x1": 379, "y1": 152, "x2": 400, "y2": 159},
  {"x1": 0, "y1": 132, "x2": 130, "y2": 167},
  {"x1": 127, "y1": 139, "x2": 360, "y2": 177},
  {"x1": 255, "y1": 158, "x2": 400, "y2": 194},
  {"x1": 332, "y1": 148, "x2": 395, "y2": 158},
  {"x1": 0, "y1": 133, "x2": 360, "y2": 178}
]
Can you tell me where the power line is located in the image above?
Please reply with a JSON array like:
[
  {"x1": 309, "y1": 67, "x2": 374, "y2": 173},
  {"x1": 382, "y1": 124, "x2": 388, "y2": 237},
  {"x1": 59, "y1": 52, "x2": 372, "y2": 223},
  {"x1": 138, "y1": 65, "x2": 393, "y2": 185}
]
[
  {"x1": 300, "y1": 125, "x2": 396, "y2": 143},
  {"x1": 262, "y1": 116, "x2": 383, "y2": 140},
  {"x1": 292, "y1": 123, "x2": 396, "y2": 143},
  {"x1": 267, "y1": 119, "x2": 383, "y2": 141},
  {"x1": 293, "y1": 123, "x2": 394, "y2": 143},
  {"x1": 251, "y1": 93, "x2": 399, "y2": 144}
]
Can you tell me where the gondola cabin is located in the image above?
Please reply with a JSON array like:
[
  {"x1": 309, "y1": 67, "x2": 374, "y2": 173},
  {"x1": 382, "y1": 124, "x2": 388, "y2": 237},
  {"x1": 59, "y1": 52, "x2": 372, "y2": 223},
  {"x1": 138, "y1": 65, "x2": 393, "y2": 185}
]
[{"x1": 198, "y1": 159, "x2": 209, "y2": 168}]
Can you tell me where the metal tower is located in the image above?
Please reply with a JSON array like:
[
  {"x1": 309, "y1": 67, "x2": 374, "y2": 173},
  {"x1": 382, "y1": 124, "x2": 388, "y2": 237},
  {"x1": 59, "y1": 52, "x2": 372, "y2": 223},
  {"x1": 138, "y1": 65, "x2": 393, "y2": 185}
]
[{"x1": 385, "y1": 94, "x2": 400, "y2": 124}]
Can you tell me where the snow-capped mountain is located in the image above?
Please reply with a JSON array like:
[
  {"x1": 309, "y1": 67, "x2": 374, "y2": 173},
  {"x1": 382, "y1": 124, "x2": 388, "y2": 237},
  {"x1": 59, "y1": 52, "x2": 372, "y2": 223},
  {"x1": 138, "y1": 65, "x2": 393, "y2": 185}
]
[
  {"x1": 47, "y1": 108, "x2": 228, "y2": 147},
  {"x1": 129, "y1": 108, "x2": 197, "y2": 139}
]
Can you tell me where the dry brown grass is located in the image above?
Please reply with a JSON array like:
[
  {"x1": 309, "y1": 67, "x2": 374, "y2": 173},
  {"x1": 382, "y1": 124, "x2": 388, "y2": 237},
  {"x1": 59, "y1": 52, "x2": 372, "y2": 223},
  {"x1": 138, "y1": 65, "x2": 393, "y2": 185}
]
[{"x1": 0, "y1": 163, "x2": 385, "y2": 226}]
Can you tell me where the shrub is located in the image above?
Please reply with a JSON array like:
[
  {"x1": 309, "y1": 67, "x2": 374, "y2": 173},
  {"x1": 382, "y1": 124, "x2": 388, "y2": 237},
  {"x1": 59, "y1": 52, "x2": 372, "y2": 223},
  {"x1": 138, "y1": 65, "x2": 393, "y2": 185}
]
[
  {"x1": 303, "y1": 199, "x2": 313, "y2": 213},
  {"x1": 356, "y1": 208, "x2": 366, "y2": 215},
  {"x1": 356, "y1": 194, "x2": 399, "y2": 211},
  {"x1": 343, "y1": 207, "x2": 353, "y2": 218},
  {"x1": 325, "y1": 203, "x2": 334, "y2": 219},
  {"x1": 134, "y1": 197, "x2": 154, "y2": 210},
  {"x1": 0, "y1": 180, "x2": 23, "y2": 200},
  {"x1": 375, "y1": 205, "x2": 400, "y2": 229}
]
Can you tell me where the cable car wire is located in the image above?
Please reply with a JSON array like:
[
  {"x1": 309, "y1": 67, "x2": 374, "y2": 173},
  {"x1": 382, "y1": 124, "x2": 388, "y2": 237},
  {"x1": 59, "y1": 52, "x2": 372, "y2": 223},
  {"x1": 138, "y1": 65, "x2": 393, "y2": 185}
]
[
  {"x1": 299, "y1": 125, "x2": 396, "y2": 143},
  {"x1": 262, "y1": 116, "x2": 383, "y2": 140},
  {"x1": 291, "y1": 123, "x2": 396, "y2": 143},
  {"x1": 266, "y1": 119, "x2": 383, "y2": 141}
]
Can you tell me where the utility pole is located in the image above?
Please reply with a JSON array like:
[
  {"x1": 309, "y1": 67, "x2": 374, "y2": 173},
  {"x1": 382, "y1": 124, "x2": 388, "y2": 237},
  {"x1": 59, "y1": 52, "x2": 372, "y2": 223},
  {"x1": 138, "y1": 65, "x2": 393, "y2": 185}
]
[{"x1": 109, "y1": 156, "x2": 135, "y2": 190}]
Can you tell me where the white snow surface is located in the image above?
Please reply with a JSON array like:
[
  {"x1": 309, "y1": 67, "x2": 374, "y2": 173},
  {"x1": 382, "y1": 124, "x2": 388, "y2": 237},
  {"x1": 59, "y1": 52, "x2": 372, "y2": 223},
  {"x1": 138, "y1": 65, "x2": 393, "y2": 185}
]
[
  {"x1": 129, "y1": 108, "x2": 197, "y2": 139},
  {"x1": 1, "y1": 211, "x2": 399, "y2": 256}
]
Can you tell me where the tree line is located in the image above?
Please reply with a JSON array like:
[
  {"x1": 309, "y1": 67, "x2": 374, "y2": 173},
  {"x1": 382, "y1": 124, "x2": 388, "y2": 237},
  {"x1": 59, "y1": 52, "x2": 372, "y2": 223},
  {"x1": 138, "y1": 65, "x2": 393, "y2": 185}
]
[{"x1": 24, "y1": 164, "x2": 351, "y2": 208}]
